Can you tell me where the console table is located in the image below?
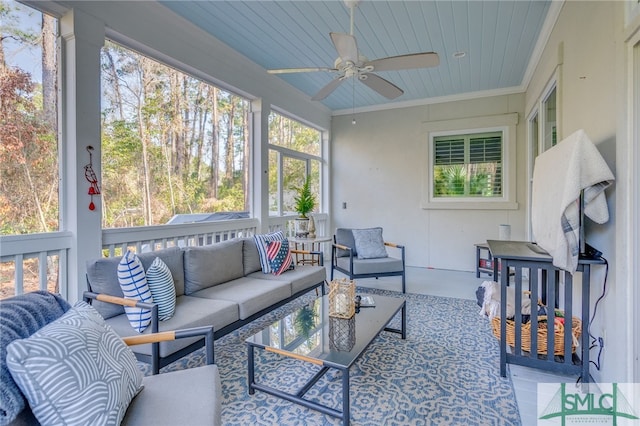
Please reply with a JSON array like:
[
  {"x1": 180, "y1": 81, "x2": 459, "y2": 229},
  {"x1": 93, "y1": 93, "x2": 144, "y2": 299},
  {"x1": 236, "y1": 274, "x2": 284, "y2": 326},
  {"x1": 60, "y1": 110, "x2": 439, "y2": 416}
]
[{"x1": 486, "y1": 240, "x2": 605, "y2": 383}]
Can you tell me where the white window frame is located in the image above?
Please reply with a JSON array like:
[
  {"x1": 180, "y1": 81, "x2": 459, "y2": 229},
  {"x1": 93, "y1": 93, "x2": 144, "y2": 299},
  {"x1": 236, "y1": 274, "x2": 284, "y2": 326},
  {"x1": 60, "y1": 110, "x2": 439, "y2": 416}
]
[
  {"x1": 421, "y1": 113, "x2": 518, "y2": 210},
  {"x1": 526, "y1": 73, "x2": 559, "y2": 240}
]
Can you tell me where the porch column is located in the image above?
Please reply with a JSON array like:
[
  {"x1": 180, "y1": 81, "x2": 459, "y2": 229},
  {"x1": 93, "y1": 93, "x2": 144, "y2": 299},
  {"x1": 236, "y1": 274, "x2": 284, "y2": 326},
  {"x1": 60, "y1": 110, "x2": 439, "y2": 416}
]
[
  {"x1": 60, "y1": 9, "x2": 105, "y2": 302},
  {"x1": 252, "y1": 98, "x2": 271, "y2": 233}
]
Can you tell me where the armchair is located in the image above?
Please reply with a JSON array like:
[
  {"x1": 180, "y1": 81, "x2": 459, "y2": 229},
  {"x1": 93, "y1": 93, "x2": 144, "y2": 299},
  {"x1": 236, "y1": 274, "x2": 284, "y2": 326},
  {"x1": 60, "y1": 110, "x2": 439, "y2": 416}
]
[
  {"x1": 1, "y1": 291, "x2": 221, "y2": 426},
  {"x1": 331, "y1": 227, "x2": 406, "y2": 293}
]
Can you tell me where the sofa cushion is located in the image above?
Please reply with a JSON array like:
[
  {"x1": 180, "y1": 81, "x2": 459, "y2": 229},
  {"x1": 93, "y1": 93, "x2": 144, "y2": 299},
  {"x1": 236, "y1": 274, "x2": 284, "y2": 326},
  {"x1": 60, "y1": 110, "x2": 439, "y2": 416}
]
[
  {"x1": 352, "y1": 227, "x2": 388, "y2": 259},
  {"x1": 334, "y1": 228, "x2": 357, "y2": 258},
  {"x1": 118, "y1": 251, "x2": 153, "y2": 333},
  {"x1": 0, "y1": 291, "x2": 71, "y2": 425},
  {"x1": 105, "y1": 296, "x2": 238, "y2": 358},
  {"x1": 145, "y1": 257, "x2": 177, "y2": 321},
  {"x1": 336, "y1": 256, "x2": 404, "y2": 275},
  {"x1": 184, "y1": 239, "x2": 244, "y2": 294},
  {"x1": 86, "y1": 247, "x2": 185, "y2": 320},
  {"x1": 242, "y1": 238, "x2": 262, "y2": 275},
  {"x1": 267, "y1": 239, "x2": 293, "y2": 275},
  {"x1": 190, "y1": 277, "x2": 291, "y2": 320},
  {"x1": 123, "y1": 365, "x2": 221, "y2": 426},
  {"x1": 253, "y1": 231, "x2": 286, "y2": 273},
  {"x1": 6, "y1": 302, "x2": 143, "y2": 426},
  {"x1": 248, "y1": 265, "x2": 326, "y2": 295}
]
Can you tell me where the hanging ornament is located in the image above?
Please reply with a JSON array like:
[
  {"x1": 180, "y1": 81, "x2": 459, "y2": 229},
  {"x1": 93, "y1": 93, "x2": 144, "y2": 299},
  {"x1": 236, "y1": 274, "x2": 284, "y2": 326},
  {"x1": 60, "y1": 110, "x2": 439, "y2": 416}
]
[{"x1": 84, "y1": 145, "x2": 100, "y2": 211}]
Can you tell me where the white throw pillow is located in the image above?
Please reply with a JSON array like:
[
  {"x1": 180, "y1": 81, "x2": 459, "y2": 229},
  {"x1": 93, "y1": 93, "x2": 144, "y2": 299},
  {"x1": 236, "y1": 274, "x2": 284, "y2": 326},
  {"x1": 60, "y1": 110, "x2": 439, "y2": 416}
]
[
  {"x1": 6, "y1": 302, "x2": 143, "y2": 426},
  {"x1": 352, "y1": 227, "x2": 388, "y2": 259},
  {"x1": 118, "y1": 250, "x2": 153, "y2": 332},
  {"x1": 146, "y1": 257, "x2": 176, "y2": 321}
]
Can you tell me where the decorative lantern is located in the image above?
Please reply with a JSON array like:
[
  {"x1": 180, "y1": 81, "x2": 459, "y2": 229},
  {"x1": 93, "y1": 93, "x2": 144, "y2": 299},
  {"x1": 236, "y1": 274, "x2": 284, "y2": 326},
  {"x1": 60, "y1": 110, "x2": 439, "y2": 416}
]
[
  {"x1": 328, "y1": 278, "x2": 355, "y2": 319},
  {"x1": 329, "y1": 316, "x2": 356, "y2": 352}
]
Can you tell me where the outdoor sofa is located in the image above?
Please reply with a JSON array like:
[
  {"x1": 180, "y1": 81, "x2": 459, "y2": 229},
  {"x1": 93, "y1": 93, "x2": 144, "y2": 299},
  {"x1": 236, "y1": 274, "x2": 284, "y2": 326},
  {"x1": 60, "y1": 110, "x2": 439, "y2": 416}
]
[{"x1": 84, "y1": 236, "x2": 326, "y2": 374}]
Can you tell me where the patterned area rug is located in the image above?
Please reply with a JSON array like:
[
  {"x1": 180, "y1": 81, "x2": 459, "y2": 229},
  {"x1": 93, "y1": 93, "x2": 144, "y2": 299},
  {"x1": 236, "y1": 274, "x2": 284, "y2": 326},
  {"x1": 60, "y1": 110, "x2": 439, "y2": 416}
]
[{"x1": 141, "y1": 288, "x2": 521, "y2": 425}]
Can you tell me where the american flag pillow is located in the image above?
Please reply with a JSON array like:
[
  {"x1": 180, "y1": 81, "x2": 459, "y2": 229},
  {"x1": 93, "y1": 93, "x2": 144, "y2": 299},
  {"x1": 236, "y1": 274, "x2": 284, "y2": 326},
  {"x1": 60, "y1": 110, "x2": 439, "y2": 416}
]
[{"x1": 266, "y1": 239, "x2": 293, "y2": 275}]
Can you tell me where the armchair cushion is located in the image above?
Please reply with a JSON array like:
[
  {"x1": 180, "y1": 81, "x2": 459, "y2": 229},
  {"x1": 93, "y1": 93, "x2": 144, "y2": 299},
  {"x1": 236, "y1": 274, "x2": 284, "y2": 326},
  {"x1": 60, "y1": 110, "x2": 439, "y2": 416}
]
[
  {"x1": 334, "y1": 228, "x2": 357, "y2": 257},
  {"x1": 6, "y1": 301, "x2": 143, "y2": 426},
  {"x1": 352, "y1": 227, "x2": 388, "y2": 259}
]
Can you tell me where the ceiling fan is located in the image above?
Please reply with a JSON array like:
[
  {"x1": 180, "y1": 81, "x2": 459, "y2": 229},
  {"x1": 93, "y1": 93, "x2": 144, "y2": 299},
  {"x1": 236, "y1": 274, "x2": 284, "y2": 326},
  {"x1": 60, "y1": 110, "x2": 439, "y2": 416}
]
[{"x1": 267, "y1": 0, "x2": 440, "y2": 101}]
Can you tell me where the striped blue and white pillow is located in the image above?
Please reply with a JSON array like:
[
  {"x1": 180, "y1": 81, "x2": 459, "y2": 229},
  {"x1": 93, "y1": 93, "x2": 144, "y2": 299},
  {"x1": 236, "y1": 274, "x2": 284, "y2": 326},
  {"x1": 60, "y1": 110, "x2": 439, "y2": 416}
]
[
  {"x1": 253, "y1": 231, "x2": 286, "y2": 273},
  {"x1": 6, "y1": 302, "x2": 143, "y2": 426},
  {"x1": 118, "y1": 250, "x2": 153, "y2": 332},
  {"x1": 146, "y1": 257, "x2": 176, "y2": 321}
]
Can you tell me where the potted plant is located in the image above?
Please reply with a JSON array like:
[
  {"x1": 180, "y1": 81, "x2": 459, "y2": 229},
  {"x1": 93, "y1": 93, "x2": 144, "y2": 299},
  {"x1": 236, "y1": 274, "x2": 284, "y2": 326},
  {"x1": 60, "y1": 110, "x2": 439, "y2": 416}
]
[{"x1": 293, "y1": 175, "x2": 316, "y2": 238}]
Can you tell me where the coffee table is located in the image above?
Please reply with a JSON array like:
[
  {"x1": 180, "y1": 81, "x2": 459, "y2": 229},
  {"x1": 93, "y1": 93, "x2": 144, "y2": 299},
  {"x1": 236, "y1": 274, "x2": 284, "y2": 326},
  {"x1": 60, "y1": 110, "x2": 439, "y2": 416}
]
[{"x1": 246, "y1": 294, "x2": 406, "y2": 425}]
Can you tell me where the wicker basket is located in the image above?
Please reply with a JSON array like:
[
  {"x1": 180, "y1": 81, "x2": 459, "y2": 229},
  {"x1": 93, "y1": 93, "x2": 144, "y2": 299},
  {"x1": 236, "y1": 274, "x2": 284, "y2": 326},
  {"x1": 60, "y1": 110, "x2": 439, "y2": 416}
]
[{"x1": 491, "y1": 315, "x2": 581, "y2": 356}]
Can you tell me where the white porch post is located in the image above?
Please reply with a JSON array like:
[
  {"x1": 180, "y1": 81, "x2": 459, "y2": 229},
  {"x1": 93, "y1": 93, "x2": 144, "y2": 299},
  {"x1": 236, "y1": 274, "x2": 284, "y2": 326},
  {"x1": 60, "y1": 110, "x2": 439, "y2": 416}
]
[
  {"x1": 252, "y1": 99, "x2": 271, "y2": 233},
  {"x1": 60, "y1": 9, "x2": 105, "y2": 302}
]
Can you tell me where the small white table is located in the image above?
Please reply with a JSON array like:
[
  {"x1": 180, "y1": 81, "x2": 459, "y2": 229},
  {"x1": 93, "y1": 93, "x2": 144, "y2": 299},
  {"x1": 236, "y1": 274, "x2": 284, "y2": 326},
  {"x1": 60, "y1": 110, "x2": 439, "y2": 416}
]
[{"x1": 288, "y1": 236, "x2": 331, "y2": 266}]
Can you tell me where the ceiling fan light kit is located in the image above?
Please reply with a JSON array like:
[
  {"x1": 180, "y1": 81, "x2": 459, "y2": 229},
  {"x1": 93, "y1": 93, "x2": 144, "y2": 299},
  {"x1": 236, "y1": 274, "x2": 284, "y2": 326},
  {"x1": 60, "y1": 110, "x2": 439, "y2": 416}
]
[{"x1": 267, "y1": 0, "x2": 440, "y2": 102}]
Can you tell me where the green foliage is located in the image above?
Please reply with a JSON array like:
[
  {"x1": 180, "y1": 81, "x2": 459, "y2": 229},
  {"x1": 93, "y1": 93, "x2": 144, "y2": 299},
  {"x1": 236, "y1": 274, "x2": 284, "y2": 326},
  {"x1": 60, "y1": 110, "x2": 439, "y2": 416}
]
[{"x1": 293, "y1": 175, "x2": 315, "y2": 218}]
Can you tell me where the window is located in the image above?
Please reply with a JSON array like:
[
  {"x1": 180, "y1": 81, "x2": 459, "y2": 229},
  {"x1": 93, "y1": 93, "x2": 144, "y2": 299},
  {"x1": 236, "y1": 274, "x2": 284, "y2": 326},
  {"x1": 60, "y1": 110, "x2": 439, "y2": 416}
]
[
  {"x1": 422, "y1": 113, "x2": 518, "y2": 210},
  {"x1": 100, "y1": 41, "x2": 250, "y2": 228},
  {"x1": 527, "y1": 78, "x2": 558, "y2": 238},
  {"x1": 268, "y1": 112, "x2": 322, "y2": 216},
  {"x1": 0, "y1": 1, "x2": 59, "y2": 234},
  {"x1": 433, "y1": 131, "x2": 503, "y2": 198}
]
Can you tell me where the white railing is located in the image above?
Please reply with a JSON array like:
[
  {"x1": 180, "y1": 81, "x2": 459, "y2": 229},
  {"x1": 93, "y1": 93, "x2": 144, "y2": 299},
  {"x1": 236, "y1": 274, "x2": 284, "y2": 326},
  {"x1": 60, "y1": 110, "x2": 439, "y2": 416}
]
[
  {"x1": 0, "y1": 232, "x2": 73, "y2": 299},
  {"x1": 0, "y1": 213, "x2": 330, "y2": 298},
  {"x1": 101, "y1": 218, "x2": 260, "y2": 256}
]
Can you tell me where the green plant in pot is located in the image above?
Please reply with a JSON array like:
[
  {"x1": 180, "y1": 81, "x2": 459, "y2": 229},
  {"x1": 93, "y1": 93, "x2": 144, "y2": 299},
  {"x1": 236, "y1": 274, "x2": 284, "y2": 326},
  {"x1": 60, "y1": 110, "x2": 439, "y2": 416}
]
[{"x1": 293, "y1": 175, "x2": 316, "y2": 238}]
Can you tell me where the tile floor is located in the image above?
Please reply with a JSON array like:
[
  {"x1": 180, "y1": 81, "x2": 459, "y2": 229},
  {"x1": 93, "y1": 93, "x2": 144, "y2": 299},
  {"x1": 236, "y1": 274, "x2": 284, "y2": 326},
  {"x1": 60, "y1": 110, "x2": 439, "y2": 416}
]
[{"x1": 328, "y1": 265, "x2": 579, "y2": 425}]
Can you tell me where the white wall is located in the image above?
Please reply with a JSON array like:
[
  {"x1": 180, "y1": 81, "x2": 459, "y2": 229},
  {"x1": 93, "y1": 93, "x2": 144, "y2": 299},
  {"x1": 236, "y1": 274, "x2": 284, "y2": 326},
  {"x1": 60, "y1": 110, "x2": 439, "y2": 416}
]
[
  {"x1": 524, "y1": 0, "x2": 631, "y2": 384},
  {"x1": 331, "y1": 94, "x2": 527, "y2": 271}
]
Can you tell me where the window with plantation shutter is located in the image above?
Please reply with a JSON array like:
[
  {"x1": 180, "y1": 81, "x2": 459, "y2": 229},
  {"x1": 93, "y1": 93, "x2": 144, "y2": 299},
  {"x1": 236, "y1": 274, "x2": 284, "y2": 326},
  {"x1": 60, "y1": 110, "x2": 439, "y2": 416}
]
[{"x1": 432, "y1": 131, "x2": 503, "y2": 198}]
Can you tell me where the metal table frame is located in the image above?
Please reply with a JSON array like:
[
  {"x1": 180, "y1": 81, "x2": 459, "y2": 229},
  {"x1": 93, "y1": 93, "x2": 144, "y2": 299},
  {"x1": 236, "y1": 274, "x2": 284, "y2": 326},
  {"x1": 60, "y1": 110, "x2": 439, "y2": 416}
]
[{"x1": 247, "y1": 298, "x2": 406, "y2": 425}]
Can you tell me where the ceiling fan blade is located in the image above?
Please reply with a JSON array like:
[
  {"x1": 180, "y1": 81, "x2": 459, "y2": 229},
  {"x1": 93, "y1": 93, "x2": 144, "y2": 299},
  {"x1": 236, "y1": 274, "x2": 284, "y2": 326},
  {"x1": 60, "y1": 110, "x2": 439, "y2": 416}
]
[
  {"x1": 268, "y1": 67, "x2": 336, "y2": 75},
  {"x1": 311, "y1": 78, "x2": 344, "y2": 101},
  {"x1": 359, "y1": 73, "x2": 404, "y2": 99},
  {"x1": 366, "y1": 52, "x2": 440, "y2": 72},
  {"x1": 330, "y1": 32, "x2": 358, "y2": 63}
]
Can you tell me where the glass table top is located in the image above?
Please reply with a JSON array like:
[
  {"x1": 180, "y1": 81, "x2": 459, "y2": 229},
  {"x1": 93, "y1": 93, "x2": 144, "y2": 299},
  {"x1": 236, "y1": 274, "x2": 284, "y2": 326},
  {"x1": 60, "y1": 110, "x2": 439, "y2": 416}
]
[{"x1": 245, "y1": 294, "x2": 405, "y2": 369}]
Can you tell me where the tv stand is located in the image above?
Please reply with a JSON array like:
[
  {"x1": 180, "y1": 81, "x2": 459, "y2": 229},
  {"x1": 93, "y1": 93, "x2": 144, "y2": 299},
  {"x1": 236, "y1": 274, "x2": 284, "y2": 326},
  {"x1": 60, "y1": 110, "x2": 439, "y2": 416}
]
[{"x1": 486, "y1": 240, "x2": 605, "y2": 383}]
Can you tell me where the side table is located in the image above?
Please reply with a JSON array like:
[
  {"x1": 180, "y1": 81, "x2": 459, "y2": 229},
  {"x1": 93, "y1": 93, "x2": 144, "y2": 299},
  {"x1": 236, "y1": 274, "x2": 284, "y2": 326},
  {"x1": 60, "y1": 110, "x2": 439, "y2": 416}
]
[{"x1": 288, "y1": 236, "x2": 331, "y2": 266}]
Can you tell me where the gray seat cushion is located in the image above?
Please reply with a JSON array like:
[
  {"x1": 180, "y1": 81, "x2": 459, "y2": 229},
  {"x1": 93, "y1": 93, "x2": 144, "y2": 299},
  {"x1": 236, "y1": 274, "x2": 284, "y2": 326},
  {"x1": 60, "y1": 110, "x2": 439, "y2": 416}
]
[
  {"x1": 242, "y1": 238, "x2": 262, "y2": 275},
  {"x1": 248, "y1": 265, "x2": 325, "y2": 295},
  {"x1": 334, "y1": 228, "x2": 357, "y2": 257},
  {"x1": 104, "y1": 295, "x2": 238, "y2": 358},
  {"x1": 189, "y1": 277, "x2": 291, "y2": 320},
  {"x1": 123, "y1": 364, "x2": 221, "y2": 426},
  {"x1": 336, "y1": 256, "x2": 404, "y2": 275}
]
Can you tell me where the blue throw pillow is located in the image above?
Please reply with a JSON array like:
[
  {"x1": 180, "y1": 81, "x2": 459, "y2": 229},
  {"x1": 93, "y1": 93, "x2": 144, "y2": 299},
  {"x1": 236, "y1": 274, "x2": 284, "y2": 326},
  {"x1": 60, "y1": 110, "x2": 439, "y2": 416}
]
[
  {"x1": 6, "y1": 302, "x2": 143, "y2": 426},
  {"x1": 117, "y1": 250, "x2": 153, "y2": 332},
  {"x1": 145, "y1": 257, "x2": 176, "y2": 321},
  {"x1": 253, "y1": 231, "x2": 286, "y2": 273},
  {"x1": 267, "y1": 239, "x2": 293, "y2": 276}
]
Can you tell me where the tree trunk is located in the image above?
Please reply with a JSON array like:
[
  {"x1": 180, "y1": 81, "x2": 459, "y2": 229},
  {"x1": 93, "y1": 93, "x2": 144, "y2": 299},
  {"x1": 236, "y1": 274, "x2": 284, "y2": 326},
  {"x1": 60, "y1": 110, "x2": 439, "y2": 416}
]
[
  {"x1": 41, "y1": 14, "x2": 56, "y2": 129},
  {"x1": 102, "y1": 48, "x2": 124, "y2": 120},
  {"x1": 224, "y1": 102, "x2": 235, "y2": 186},
  {"x1": 210, "y1": 88, "x2": 219, "y2": 198},
  {"x1": 243, "y1": 105, "x2": 249, "y2": 210}
]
